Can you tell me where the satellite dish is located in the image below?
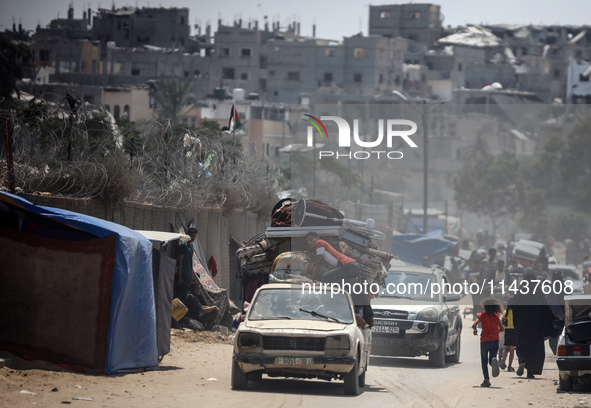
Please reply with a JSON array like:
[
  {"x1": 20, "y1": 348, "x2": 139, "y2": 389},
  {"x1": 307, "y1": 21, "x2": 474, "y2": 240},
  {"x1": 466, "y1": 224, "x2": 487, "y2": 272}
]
[{"x1": 293, "y1": 199, "x2": 307, "y2": 227}]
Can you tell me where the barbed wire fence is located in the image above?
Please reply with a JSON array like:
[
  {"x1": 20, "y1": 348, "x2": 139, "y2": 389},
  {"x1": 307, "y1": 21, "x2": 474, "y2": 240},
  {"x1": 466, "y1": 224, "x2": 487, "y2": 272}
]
[{"x1": 1, "y1": 94, "x2": 280, "y2": 216}]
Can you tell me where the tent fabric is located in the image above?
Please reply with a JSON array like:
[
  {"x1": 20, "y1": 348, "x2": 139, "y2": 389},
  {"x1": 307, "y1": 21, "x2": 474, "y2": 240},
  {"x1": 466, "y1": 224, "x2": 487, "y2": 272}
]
[
  {"x1": 391, "y1": 234, "x2": 457, "y2": 266},
  {"x1": 0, "y1": 227, "x2": 116, "y2": 369},
  {"x1": 152, "y1": 249, "x2": 175, "y2": 358},
  {"x1": 0, "y1": 191, "x2": 157, "y2": 374}
]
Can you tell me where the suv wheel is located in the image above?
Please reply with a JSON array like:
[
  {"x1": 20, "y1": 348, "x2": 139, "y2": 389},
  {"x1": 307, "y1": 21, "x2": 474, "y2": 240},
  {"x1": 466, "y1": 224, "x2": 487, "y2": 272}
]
[
  {"x1": 429, "y1": 330, "x2": 447, "y2": 368},
  {"x1": 446, "y1": 333, "x2": 461, "y2": 363}
]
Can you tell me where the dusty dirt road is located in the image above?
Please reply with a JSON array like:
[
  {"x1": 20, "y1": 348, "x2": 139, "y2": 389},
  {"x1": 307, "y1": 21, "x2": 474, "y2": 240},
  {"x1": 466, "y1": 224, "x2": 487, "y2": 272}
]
[{"x1": 1, "y1": 312, "x2": 590, "y2": 408}]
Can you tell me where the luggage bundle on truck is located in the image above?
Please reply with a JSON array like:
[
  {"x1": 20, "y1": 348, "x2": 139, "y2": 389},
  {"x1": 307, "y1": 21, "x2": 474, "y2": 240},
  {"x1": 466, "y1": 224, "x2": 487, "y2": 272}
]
[{"x1": 235, "y1": 198, "x2": 393, "y2": 303}]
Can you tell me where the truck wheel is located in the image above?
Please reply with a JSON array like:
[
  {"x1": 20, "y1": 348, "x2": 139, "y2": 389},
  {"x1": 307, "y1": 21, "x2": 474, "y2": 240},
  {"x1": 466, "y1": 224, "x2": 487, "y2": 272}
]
[{"x1": 231, "y1": 360, "x2": 249, "y2": 390}]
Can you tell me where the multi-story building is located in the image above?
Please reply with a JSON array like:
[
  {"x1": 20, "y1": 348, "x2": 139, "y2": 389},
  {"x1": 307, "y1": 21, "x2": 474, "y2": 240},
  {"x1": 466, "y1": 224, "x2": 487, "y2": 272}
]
[
  {"x1": 208, "y1": 22, "x2": 281, "y2": 99},
  {"x1": 368, "y1": 3, "x2": 442, "y2": 48},
  {"x1": 92, "y1": 6, "x2": 190, "y2": 50},
  {"x1": 266, "y1": 37, "x2": 345, "y2": 103}
]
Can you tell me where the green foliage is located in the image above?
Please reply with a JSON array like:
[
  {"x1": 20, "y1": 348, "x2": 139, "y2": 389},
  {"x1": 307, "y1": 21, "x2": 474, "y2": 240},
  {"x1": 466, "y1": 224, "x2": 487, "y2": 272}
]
[
  {"x1": 151, "y1": 78, "x2": 194, "y2": 122},
  {"x1": 549, "y1": 211, "x2": 590, "y2": 242},
  {"x1": 454, "y1": 151, "x2": 545, "y2": 235},
  {"x1": 0, "y1": 37, "x2": 33, "y2": 101},
  {"x1": 558, "y1": 114, "x2": 591, "y2": 212},
  {"x1": 97, "y1": 152, "x2": 140, "y2": 207},
  {"x1": 200, "y1": 120, "x2": 222, "y2": 134},
  {"x1": 526, "y1": 113, "x2": 591, "y2": 213}
]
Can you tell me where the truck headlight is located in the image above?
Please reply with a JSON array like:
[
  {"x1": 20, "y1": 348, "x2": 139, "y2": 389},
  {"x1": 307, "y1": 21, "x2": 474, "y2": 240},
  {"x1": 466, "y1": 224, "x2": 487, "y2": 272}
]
[
  {"x1": 325, "y1": 335, "x2": 350, "y2": 350},
  {"x1": 238, "y1": 332, "x2": 262, "y2": 348},
  {"x1": 417, "y1": 307, "x2": 438, "y2": 322}
]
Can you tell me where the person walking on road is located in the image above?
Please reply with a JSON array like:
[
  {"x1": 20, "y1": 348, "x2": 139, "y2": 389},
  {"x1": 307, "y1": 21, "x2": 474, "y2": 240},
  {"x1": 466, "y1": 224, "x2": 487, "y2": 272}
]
[
  {"x1": 499, "y1": 301, "x2": 516, "y2": 372},
  {"x1": 472, "y1": 297, "x2": 505, "y2": 387},
  {"x1": 511, "y1": 271, "x2": 556, "y2": 379}
]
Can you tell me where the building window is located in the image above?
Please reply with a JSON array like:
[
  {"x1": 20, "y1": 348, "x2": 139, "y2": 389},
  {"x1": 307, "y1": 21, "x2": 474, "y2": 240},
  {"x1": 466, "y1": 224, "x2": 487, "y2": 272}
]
[
  {"x1": 240, "y1": 48, "x2": 252, "y2": 57},
  {"x1": 137, "y1": 35, "x2": 150, "y2": 43},
  {"x1": 325, "y1": 48, "x2": 335, "y2": 57},
  {"x1": 379, "y1": 73, "x2": 384, "y2": 84},
  {"x1": 39, "y1": 49, "x2": 50, "y2": 61},
  {"x1": 114, "y1": 105, "x2": 120, "y2": 120},
  {"x1": 380, "y1": 11, "x2": 391, "y2": 18},
  {"x1": 180, "y1": 16, "x2": 185, "y2": 25},
  {"x1": 105, "y1": 104, "x2": 110, "y2": 113},
  {"x1": 123, "y1": 105, "x2": 130, "y2": 119},
  {"x1": 410, "y1": 12, "x2": 421, "y2": 19},
  {"x1": 222, "y1": 68, "x2": 235, "y2": 79},
  {"x1": 354, "y1": 48, "x2": 366, "y2": 58},
  {"x1": 240, "y1": 72, "x2": 248, "y2": 80},
  {"x1": 287, "y1": 72, "x2": 300, "y2": 81},
  {"x1": 553, "y1": 69, "x2": 560, "y2": 79},
  {"x1": 580, "y1": 73, "x2": 590, "y2": 82},
  {"x1": 457, "y1": 63, "x2": 463, "y2": 71},
  {"x1": 131, "y1": 68, "x2": 140, "y2": 75},
  {"x1": 324, "y1": 72, "x2": 333, "y2": 82},
  {"x1": 353, "y1": 73, "x2": 362, "y2": 83},
  {"x1": 219, "y1": 46, "x2": 230, "y2": 56}
]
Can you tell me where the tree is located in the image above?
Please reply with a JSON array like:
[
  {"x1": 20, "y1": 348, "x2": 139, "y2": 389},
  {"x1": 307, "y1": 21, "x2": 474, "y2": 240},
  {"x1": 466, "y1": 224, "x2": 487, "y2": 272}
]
[
  {"x1": 453, "y1": 152, "x2": 543, "y2": 241},
  {"x1": 0, "y1": 37, "x2": 32, "y2": 102},
  {"x1": 557, "y1": 114, "x2": 591, "y2": 213},
  {"x1": 151, "y1": 78, "x2": 194, "y2": 122}
]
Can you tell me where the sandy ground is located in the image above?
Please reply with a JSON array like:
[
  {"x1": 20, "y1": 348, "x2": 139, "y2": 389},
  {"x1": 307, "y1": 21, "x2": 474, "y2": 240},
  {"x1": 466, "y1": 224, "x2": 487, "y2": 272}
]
[{"x1": 1, "y1": 317, "x2": 590, "y2": 408}]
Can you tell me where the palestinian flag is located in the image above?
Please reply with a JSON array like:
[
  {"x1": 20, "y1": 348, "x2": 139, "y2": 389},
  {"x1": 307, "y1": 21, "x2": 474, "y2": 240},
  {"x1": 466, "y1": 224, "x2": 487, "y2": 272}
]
[{"x1": 229, "y1": 104, "x2": 241, "y2": 131}]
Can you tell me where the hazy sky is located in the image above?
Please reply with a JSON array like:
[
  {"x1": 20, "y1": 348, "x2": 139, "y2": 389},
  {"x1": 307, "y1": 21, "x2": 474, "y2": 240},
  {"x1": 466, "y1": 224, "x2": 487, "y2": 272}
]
[{"x1": 2, "y1": 0, "x2": 590, "y2": 40}]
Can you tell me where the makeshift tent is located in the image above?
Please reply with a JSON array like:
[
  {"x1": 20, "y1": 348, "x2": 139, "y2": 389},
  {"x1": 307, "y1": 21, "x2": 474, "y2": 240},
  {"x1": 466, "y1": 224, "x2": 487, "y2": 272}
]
[
  {"x1": 0, "y1": 192, "x2": 158, "y2": 374},
  {"x1": 135, "y1": 230, "x2": 190, "y2": 360},
  {"x1": 391, "y1": 234, "x2": 457, "y2": 266}
]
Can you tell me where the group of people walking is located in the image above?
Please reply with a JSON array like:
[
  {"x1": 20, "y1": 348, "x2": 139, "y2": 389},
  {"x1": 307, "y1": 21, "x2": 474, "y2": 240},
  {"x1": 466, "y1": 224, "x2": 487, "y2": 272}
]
[{"x1": 473, "y1": 271, "x2": 562, "y2": 387}]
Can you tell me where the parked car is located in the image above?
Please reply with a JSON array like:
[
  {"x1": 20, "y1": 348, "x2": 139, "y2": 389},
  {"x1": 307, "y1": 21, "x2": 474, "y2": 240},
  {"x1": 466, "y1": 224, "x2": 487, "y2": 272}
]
[
  {"x1": 548, "y1": 264, "x2": 581, "y2": 282},
  {"x1": 231, "y1": 283, "x2": 372, "y2": 395},
  {"x1": 556, "y1": 294, "x2": 591, "y2": 391},
  {"x1": 370, "y1": 266, "x2": 462, "y2": 367}
]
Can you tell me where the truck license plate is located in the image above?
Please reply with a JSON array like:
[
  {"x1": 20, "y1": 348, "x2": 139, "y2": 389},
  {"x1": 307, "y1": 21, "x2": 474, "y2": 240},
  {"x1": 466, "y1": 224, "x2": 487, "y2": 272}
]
[{"x1": 274, "y1": 357, "x2": 314, "y2": 365}]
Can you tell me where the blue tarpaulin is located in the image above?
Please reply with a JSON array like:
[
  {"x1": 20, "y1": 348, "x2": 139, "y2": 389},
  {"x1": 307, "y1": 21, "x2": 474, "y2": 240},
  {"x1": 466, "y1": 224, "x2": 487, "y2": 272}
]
[
  {"x1": 391, "y1": 234, "x2": 457, "y2": 266},
  {"x1": 0, "y1": 192, "x2": 157, "y2": 373}
]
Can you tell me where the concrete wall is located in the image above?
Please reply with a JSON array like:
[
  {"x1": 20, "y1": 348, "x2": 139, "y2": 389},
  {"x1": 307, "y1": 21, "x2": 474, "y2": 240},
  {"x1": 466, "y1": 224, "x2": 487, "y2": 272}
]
[{"x1": 20, "y1": 194, "x2": 270, "y2": 303}]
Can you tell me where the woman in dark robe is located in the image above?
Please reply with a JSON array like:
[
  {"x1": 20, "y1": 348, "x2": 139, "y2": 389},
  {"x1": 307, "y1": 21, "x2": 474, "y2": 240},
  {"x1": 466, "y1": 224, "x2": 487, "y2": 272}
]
[{"x1": 510, "y1": 271, "x2": 556, "y2": 379}]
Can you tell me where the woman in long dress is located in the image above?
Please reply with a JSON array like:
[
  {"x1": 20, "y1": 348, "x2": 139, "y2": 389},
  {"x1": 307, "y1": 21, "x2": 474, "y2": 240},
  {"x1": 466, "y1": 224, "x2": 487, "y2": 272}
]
[{"x1": 511, "y1": 271, "x2": 556, "y2": 379}]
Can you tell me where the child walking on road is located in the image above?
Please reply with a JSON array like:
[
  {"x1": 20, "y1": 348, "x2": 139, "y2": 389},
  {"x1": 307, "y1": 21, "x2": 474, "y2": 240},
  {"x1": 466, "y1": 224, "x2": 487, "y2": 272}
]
[{"x1": 472, "y1": 297, "x2": 505, "y2": 387}]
